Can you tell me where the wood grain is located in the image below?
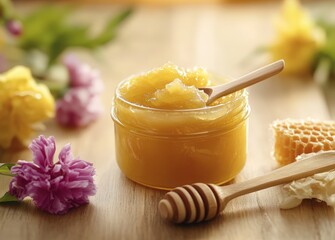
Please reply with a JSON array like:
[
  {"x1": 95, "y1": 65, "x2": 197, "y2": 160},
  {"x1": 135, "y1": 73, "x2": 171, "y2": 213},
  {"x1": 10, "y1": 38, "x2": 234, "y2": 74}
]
[{"x1": 1, "y1": 1, "x2": 335, "y2": 240}]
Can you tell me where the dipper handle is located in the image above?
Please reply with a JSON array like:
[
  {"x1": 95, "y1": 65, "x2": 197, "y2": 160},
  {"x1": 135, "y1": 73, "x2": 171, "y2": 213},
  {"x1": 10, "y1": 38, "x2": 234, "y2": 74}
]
[{"x1": 159, "y1": 151, "x2": 335, "y2": 224}]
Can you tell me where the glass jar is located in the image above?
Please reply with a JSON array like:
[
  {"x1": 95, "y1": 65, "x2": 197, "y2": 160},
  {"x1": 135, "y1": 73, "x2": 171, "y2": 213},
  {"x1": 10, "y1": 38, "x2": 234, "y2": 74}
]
[{"x1": 111, "y1": 81, "x2": 250, "y2": 190}]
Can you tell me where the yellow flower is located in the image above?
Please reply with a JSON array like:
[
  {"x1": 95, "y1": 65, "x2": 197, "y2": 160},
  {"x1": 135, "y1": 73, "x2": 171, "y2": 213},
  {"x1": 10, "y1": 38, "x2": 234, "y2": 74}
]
[
  {"x1": 0, "y1": 66, "x2": 55, "y2": 148},
  {"x1": 269, "y1": 0, "x2": 325, "y2": 75}
]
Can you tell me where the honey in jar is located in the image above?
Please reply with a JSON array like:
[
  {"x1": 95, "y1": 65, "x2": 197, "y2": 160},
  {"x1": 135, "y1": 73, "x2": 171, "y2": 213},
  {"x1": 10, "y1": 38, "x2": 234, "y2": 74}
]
[{"x1": 111, "y1": 63, "x2": 250, "y2": 189}]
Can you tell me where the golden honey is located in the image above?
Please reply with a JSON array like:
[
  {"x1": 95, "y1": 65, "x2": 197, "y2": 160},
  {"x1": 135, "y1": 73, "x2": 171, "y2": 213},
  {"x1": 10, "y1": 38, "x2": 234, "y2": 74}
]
[{"x1": 111, "y1": 64, "x2": 250, "y2": 189}]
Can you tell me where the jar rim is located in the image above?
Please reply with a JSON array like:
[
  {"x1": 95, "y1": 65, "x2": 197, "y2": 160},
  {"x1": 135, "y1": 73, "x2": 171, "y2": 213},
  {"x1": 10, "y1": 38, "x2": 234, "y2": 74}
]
[{"x1": 112, "y1": 77, "x2": 248, "y2": 114}]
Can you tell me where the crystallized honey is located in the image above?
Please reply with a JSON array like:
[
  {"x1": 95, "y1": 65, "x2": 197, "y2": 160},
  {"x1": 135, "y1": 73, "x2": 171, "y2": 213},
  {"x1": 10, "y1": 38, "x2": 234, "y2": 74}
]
[
  {"x1": 112, "y1": 63, "x2": 250, "y2": 189},
  {"x1": 272, "y1": 119, "x2": 335, "y2": 165}
]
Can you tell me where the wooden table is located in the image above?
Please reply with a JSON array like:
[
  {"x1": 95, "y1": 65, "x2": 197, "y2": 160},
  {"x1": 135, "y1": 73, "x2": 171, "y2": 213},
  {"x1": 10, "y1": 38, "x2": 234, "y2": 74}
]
[{"x1": 1, "y1": 1, "x2": 335, "y2": 239}]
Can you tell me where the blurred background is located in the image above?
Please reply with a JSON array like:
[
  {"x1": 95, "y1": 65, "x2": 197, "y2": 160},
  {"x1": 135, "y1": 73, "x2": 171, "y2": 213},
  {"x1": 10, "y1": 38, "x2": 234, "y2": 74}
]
[
  {"x1": 0, "y1": 0, "x2": 334, "y2": 152},
  {"x1": 1, "y1": 1, "x2": 335, "y2": 238}
]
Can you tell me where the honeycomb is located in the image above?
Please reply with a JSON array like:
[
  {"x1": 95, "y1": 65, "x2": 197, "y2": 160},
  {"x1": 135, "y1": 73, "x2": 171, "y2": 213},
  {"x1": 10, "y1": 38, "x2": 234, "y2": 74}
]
[{"x1": 272, "y1": 119, "x2": 335, "y2": 165}]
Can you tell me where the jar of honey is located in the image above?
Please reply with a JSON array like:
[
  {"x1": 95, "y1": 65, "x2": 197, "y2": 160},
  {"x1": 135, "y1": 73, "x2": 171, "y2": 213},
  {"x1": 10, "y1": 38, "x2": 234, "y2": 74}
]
[{"x1": 111, "y1": 64, "x2": 250, "y2": 189}]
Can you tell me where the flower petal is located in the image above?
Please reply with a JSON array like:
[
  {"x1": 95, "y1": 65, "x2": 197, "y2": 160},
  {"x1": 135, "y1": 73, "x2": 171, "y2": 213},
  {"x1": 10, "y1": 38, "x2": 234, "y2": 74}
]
[
  {"x1": 58, "y1": 144, "x2": 73, "y2": 164},
  {"x1": 29, "y1": 135, "x2": 56, "y2": 169}
]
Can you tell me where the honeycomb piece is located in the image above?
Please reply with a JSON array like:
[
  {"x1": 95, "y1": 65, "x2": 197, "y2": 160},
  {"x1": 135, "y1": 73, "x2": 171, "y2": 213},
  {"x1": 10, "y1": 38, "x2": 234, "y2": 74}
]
[{"x1": 272, "y1": 119, "x2": 335, "y2": 165}]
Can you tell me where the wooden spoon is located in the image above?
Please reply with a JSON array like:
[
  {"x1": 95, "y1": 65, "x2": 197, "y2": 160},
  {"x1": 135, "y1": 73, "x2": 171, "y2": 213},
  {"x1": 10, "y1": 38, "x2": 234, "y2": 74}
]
[
  {"x1": 200, "y1": 60, "x2": 285, "y2": 105},
  {"x1": 158, "y1": 151, "x2": 335, "y2": 224}
]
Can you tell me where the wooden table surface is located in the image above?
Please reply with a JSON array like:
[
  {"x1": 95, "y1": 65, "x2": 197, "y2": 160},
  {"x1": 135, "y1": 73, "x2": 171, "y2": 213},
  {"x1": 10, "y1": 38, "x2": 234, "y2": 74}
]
[{"x1": 1, "y1": 1, "x2": 335, "y2": 240}]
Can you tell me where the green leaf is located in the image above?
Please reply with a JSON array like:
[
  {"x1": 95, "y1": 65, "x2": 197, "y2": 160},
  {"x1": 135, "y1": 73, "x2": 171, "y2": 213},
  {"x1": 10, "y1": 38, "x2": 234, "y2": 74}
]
[
  {"x1": 0, "y1": 0, "x2": 15, "y2": 20},
  {"x1": 17, "y1": 6, "x2": 134, "y2": 68},
  {"x1": 18, "y1": 6, "x2": 75, "y2": 58},
  {"x1": 0, "y1": 192, "x2": 18, "y2": 203},
  {"x1": 0, "y1": 163, "x2": 15, "y2": 177},
  {"x1": 91, "y1": 8, "x2": 134, "y2": 47},
  {"x1": 313, "y1": 19, "x2": 335, "y2": 81}
]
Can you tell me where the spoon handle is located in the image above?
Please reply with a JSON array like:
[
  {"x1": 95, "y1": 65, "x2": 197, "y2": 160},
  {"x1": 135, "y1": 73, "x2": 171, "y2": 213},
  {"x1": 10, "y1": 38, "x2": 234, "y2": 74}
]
[
  {"x1": 222, "y1": 151, "x2": 335, "y2": 202},
  {"x1": 205, "y1": 60, "x2": 285, "y2": 104}
]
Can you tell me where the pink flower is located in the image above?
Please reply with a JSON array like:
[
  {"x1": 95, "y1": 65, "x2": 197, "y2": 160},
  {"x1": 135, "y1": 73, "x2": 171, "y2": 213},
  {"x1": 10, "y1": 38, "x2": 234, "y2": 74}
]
[
  {"x1": 9, "y1": 136, "x2": 96, "y2": 214},
  {"x1": 56, "y1": 54, "x2": 104, "y2": 127},
  {"x1": 56, "y1": 88, "x2": 103, "y2": 127},
  {"x1": 6, "y1": 19, "x2": 23, "y2": 37},
  {"x1": 63, "y1": 54, "x2": 103, "y2": 94}
]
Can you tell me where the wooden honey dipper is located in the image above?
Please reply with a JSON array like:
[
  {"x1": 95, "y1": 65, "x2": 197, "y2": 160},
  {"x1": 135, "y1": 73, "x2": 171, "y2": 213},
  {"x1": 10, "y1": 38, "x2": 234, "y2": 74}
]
[{"x1": 158, "y1": 151, "x2": 335, "y2": 224}]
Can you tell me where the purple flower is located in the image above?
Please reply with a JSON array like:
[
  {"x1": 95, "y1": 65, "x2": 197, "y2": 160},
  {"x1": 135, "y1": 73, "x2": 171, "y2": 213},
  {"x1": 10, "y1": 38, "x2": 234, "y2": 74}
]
[
  {"x1": 9, "y1": 136, "x2": 96, "y2": 214},
  {"x1": 6, "y1": 19, "x2": 23, "y2": 37},
  {"x1": 63, "y1": 54, "x2": 103, "y2": 94},
  {"x1": 56, "y1": 88, "x2": 103, "y2": 127},
  {"x1": 56, "y1": 54, "x2": 104, "y2": 127}
]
